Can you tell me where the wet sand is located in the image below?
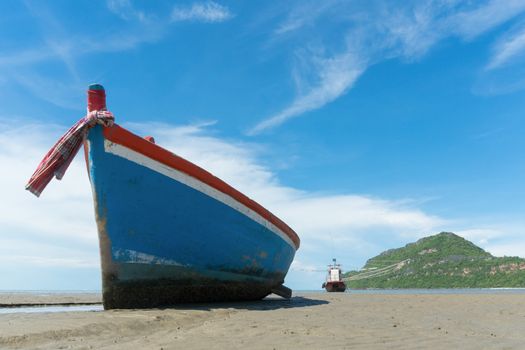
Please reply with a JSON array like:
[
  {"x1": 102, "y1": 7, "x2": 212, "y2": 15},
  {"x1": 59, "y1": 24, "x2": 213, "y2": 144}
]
[
  {"x1": 0, "y1": 292, "x2": 101, "y2": 307},
  {"x1": 0, "y1": 292, "x2": 524, "y2": 349}
]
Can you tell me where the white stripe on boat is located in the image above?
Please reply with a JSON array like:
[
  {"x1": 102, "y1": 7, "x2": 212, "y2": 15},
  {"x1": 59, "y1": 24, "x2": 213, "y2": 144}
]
[{"x1": 103, "y1": 140, "x2": 296, "y2": 249}]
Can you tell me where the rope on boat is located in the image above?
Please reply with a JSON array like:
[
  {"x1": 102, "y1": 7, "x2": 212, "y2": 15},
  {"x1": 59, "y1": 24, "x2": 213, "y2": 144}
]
[{"x1": 25, "y1": 110, "x2": 115, "y2": 197}]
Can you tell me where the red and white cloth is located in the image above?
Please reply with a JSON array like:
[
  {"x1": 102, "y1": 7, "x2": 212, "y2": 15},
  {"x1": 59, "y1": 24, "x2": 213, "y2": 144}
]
[{"x1": 25, "y1": 110, "x2": 115, "y2": 197}]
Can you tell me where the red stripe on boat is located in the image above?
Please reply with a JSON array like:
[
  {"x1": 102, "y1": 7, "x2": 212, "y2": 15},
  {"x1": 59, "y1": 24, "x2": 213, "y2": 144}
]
[{"x1": 103, "y1": 125, "x2": 301, "y2": 249}]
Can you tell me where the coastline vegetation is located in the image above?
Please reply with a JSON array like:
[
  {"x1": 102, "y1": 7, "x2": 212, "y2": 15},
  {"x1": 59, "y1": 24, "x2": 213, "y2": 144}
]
[{"x1": 344, "y1": 232, "x2": 525, "y2": 288}]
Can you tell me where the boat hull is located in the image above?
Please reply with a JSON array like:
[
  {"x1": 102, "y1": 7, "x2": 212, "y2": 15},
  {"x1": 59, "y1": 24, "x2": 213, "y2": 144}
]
[
  {"x1": 323, "y1": 281, "x2": 347, "y2": 293},
  {"x1": 86, "y1": 125, "x2": 298, "y2": 309}
]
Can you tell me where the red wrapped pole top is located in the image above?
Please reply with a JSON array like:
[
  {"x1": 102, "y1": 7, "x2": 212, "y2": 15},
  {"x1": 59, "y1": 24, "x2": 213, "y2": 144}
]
[
  {"x1": 25, "y1": 84, "x2": 114, "y2": 197},
  {"x1": 88, "y1": 83, "x2": 107, "y2": 112}
]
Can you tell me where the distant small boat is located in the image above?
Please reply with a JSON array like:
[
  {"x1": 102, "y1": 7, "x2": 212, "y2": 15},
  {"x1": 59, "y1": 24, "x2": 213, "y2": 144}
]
[
  {"x1": 26, "y1": 84, "x2": 300, "y2": 309},
  {"x1": 322, "y1": 259, "x2": 346, "y2": 292}
]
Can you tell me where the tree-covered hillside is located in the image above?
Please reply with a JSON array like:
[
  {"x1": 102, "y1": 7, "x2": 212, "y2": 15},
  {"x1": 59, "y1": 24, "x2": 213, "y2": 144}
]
[{"x1": 343, "y1": 232, "x2": 525, "y2": 288}]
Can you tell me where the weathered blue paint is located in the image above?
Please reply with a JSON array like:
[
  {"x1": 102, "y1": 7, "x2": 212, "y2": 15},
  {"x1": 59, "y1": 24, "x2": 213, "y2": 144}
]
[{"x1": 86, "y1": 126, "x2": 297, "y2": 308}]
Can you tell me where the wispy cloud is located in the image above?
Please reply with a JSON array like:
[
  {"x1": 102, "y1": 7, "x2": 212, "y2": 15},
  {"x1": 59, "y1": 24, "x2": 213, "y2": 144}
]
[
  {"x1": 470, "y1": 127, "x2": 506, "y2": 140},
  {"x1": 0, "y1": 2, "x2": 164, "y2": 108},
  {"x1": 171, "y1": 1, "x2": 233, "y2": 23},
  {"x1": 0, "y1": 48, "x2": 54, "y2": 68},
  {"x1": 447, "y1": 0, "x2": 525, "y2": 40},
  {"x1": 0, "y1": 238, "x2": 99, "y2": 268},
  {"x1": 107, "y1": 0, "x2": 148, "y2": 22},
  {"x1": 9, "y1": 73, "x2": 84, "y2": 110},
  {"x1": 2, "y1": 1, "x2": 232, "y2": 108},
  {"x1": 486, "y1": 21, "x2": 525, "y2": 70},
  {"x1": 250, "y1": 0, "x2": 525, "y2": 134},
  {"x1": 456, "y1": 224, "x2": 525, "y2": 257},
  {"x1": 23, "y1": 1, "x2": 82, "y2": 78},
  {"x1": 0, "y1": 26, "x2": 162, "y2": 70},
  {"x1": 249, "y1": 49, "x2": 366, "y2": 134},
  {"x1": 0, "y1": 24, "x2": 160, "y2": 109},
  {"x1": 274, "y1": 1, "x2": 335, "y2": 35},
  {"x1": 0, "y1": 120, "x2": 100, "y2": 278},
  {"x1": 486, "y1": 242, "x2": 525, "y2": 257}
]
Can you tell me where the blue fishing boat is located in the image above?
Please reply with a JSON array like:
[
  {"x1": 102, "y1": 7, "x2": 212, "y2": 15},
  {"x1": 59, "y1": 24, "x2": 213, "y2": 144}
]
[{"x1": 26, "y1": 84, "x2": 300, "y2": 309}]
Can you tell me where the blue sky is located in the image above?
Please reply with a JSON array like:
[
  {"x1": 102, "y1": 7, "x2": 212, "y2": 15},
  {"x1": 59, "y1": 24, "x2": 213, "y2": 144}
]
[{"x1": 1, "y1": 0, "x2": 524, "y2": 290}]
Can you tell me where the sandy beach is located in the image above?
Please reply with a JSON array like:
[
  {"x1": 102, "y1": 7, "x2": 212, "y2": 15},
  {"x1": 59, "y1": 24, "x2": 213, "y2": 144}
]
[{"x1": 0, "y1": 292, "x2": 524, "y2": 349}]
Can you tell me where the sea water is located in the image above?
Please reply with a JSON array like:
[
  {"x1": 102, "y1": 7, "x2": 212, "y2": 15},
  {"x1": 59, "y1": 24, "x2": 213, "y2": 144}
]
[
  {"x1": 0, "y1": 290, "x2": 102, "y2": 314},
  {"x1": 0, "y1": 304, "x2": 103, "y2": 314}
]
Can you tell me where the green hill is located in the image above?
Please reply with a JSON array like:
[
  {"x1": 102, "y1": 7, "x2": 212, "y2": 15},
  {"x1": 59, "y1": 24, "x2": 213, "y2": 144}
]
[{"x1": 343, "y1": 232, "x2": 525, "y2": 288}]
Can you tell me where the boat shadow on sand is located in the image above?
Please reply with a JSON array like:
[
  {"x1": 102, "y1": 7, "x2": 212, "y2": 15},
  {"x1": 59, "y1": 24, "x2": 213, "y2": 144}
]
[{"x1": 156, "y1": 296, "x2": 329, "y2": 312}]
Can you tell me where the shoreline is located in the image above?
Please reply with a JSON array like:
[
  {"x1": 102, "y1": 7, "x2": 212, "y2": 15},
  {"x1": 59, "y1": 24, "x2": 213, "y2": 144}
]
[
  {"x1": 0, "y1": 302, "x2": 101, "y2": 309},
  {"x1": 0, "y1": 292, "x2": 102, "y2": 308},
  {"x1": 2, "y1": 287, "x2": 525, "y2": 310}
]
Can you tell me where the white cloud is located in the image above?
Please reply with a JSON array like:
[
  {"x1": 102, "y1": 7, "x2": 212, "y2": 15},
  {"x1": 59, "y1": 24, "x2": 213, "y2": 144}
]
[
  {"x1": 8, "y1": 73, "x2": 84, "y2": 110},
  {"x1": 290, "y1": 259, "x2": 323, "y2": 273},
  {"x1": 0, "y1": 1, "x2": 232, "y2": 108},
  {"x1": 456, "y1": 224, "x2": 525, "y2": 258},
  {"x1": 0, "y1": 48, "x2": 54, "y2": 68},
  {"x1": 171, "y1": 1, "x2": 233, "y2": 23},
  {"x1": 455, "y1": 228, "x2": 505, "y2": 246},
  {"x1": 274, "y1": 1, "x2": 335, "y2": 35},
  {"x1": 0, "y1": 2, "x2": 163, "y2": 110},
  {"x1": 0, "y1": 120, "x2": 100, "y2": 274},
  {"x1": 0, "y1": 25, "x2": 160, "y2": 107},
  {"x1": 0, "y1": 238, "x2": 98, "y2": 268},
  {"x1": 107, "y1": 0, "x2": 148, "y2": 22},
  {"x1": 447, "y1": 0, "x2": 525, "y2": 40},
  {"x1": 485, "y1": 242, "x2": 525, "y2": 258},
  {"x1": 249, "y1": 49, "x2": 366, "y2": 134},
  {"x1": 251, "y1": 0, "x2": 525, "y2": 133},
  {"x1": 486, "y1": 22, "x2": 525, "y2": 70},
  {"x1": 0, "y1": 29, "x2": 161, "y2": 70}
]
